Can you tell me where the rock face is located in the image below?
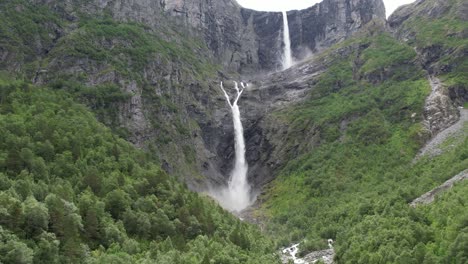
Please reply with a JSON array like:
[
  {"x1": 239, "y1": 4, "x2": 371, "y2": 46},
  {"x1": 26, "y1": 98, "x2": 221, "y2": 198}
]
[
  {"x1": 163, "y1": 0, "x2": 386, "y2": 72},
  {"x1": 416, "y1": 108, "x2": 468, "y2": 160},
  {"x1": 423, "y1": 77, "x2": 460, "y2": 135},
  {"x1": 33, "y1": 0, "x2": 386, "y2": 73},
  {"x1": 410, "y1": 169, "x2": 468, "y2": 207},
  {"x1": 287, "y1": 0, "x2": 385, "y2": 58}
]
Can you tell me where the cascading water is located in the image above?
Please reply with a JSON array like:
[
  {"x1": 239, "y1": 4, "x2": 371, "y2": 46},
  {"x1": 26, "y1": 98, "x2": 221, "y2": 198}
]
[
  {"x1": 210, "y1": 81, "x2": 252, "y2": 212},
  {"x1": 282, "y1": 10, "x2": 293, "y2": 70}
]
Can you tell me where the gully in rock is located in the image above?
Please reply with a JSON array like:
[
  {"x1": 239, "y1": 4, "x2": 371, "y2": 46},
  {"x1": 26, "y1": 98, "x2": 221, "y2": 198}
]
[{"x1": 210, "y1": 81, "x2": 253, "y2": 212}]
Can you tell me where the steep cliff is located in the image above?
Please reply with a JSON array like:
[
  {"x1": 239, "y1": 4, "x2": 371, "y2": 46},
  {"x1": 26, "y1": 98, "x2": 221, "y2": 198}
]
[
  {"x1": 1, "y1": 0, "x2": 226, "y2": 189},
  {"x1": 27, "y1": 0, "x2": 385, "y2": 73},
  {"x1": 160, "y1": 0, "x2": 387, "y2": 188},
  {"x1": 163, "y1": 0, "x2": 386, "y2": 72}
]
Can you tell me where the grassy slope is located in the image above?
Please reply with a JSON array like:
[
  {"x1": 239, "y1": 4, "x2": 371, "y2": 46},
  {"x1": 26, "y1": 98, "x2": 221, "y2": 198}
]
[
  {"x1": 0, "y1": 78, "x2": 279, "y2": 264},
  {"x1": 260, "y1": 20, "x2": 468, "y2": 263}
]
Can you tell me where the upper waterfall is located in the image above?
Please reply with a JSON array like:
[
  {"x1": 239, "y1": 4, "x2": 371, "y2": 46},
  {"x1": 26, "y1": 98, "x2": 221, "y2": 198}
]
[{"x1": 282, "y1": 10, "x2": 293, "y2": 70}]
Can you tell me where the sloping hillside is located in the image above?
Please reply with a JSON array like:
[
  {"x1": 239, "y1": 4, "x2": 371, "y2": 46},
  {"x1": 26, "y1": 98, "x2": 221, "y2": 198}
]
[
  {"x1": 0, "y1": 78, "x2": 278, "y2": 263},
  {"x1": 252, "y1": 0, "x2": 467, "y2": 262}
]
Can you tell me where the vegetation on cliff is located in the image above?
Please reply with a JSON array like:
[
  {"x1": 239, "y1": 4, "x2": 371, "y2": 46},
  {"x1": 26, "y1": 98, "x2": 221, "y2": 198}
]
[{"x1": 0, "y1": 0, "x2": 224, "y2": 185}]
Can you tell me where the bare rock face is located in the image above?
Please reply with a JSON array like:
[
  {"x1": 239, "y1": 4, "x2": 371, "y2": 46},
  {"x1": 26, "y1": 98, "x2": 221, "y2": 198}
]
[
  {"x1": 287, "y1": 0, "x2": 385, "y2": 58},
  {"x1": 423, "y1": 77, "x2": 460, "y2": 135},
  {"x1": 162, "y1": 0, "x2": 386, "y2": 72}
]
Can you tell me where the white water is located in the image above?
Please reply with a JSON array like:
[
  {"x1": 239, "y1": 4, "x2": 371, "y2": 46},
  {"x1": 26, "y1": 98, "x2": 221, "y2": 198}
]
[
  {"x1": 211, "y1": 82, "x2": 252, "y2": 212},
  {"x1": 282, "y1": 244, "x2": 306, "y2": 264},
  {"x1": 282, "y1": 10, "x2": 293, "y2": 70},
  {"x1": 282, "y1": 240, "x2": 334, "y2": 264}
]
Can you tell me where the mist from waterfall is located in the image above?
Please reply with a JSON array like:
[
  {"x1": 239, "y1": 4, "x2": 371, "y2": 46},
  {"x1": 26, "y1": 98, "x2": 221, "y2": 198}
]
[
  {"x1": 282, "y1": 10, "x2": 293, "y2": 70},
  {"x1": 210, "y1": 82, "x2": 252, "y2": 212}
]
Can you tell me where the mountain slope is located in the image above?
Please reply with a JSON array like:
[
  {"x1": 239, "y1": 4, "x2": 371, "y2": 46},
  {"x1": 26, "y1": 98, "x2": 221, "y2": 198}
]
[
  {"x1": 390, "y1": 0, "x2": 467, "y2": 101},
  {"x1": 0, "y1": 78, "x2": 279, "y2": 263},
  {"x1": 0, "y1": 0, "x2": 389, "y2": 192},
  {"x1": 248, "y1": 0, "x2": 467, "y2": 262},
  {"x1": 0, "y1": 0, "x2": 227, "y2": 189},
  {"x1": 0, "y1": 0, "x2": 467, "y2": 263}
]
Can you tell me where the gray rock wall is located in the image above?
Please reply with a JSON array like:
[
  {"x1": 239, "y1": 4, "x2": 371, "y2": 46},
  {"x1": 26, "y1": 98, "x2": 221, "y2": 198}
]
[
  {"x1": 163, "y1": 0, "x2": 386, "y2": 72},
  {"x1": 287, "y1": 0, "x2": 385, "y2": 60},
  {"x1": 32, "y1": 0, "x2": 386, "y2": 72}
]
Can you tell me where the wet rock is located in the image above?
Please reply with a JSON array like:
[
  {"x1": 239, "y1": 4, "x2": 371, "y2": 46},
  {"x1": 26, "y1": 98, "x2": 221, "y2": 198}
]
[{"x1": 280, "y1": 244, "x2": 335, "y2": 264}]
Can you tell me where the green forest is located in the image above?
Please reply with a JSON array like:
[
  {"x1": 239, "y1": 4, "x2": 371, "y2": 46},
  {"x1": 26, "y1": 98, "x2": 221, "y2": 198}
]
[
  {"x1": 0, "y1": 79, "x2": 278, "y2": 263},
  {"x1": 0, "y1": 0, "x2": 467, "y2": 263}
]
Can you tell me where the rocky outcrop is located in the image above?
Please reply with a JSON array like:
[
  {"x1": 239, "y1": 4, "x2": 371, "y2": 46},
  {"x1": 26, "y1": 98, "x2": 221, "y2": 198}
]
[
  {"x1": 388, "y1": 0, "x2": 467, "y2": 27},
  {"x1": 416, "y1": 108, "x2": 467, "y2": 160},
  {"x1": 389, "y1": 0, "x2": 466, "y2": 135},
  {"x1": 449, "y1": 85, "x2": 468, "y2": 106},
  {"x1": 388, "y1": 0, "x2": 468, "y2": 75},
  {"x1": 303, "y1": 249, "x2": 335, "y2": 264},
  {"x1": 410, "y1": 169, "x2": 468, "y2": 207},
  {"x1": 280, "y1": 245, "x2": 335, "y2": 264},
  {"x1": 422, "y1": 77, "x2": 460, "y2": 135}
]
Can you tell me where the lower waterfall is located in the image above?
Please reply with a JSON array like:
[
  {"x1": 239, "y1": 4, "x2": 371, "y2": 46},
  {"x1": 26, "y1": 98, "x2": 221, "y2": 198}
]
[{"x1": 210, "y1": 81, "x2": 253, "y2": 212}]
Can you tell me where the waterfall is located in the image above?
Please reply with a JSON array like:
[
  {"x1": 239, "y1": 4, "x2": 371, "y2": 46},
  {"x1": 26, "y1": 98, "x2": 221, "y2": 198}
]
[
  {"x1": 211, "y1": 81, "x2": 252, "y2": 212},
  {"x1": 282, "y1": 10, "x2": 293, "y2": 70}
]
